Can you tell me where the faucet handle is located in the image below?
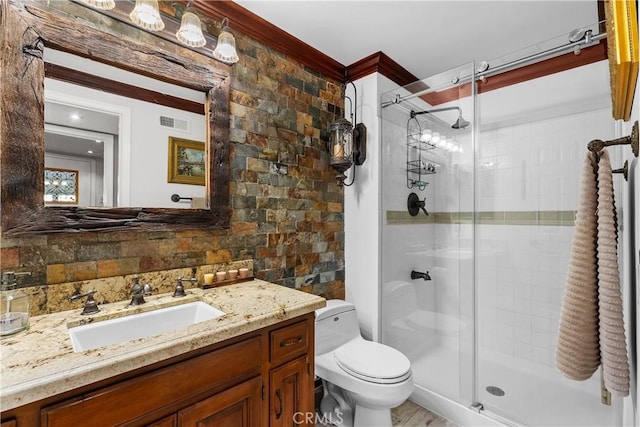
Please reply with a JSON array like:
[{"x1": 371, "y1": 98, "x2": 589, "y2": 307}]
[
  {"x1": 143, "y1": 283, "x2": 153, "y2": 295},
  {"x1": 173, "y1": 277, "x2": 196, "y2": 298},
  {"x1": 130, "y1": 276, "x2": 151, "y2": 305},
  {"x1": 69, "y1": 290, "x2": 100, "y2": 315}
]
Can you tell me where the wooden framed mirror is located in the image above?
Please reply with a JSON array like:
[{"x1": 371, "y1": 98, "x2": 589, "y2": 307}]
[{"x1": 1, "y1": 0, "x2": 231, "y2": 235}]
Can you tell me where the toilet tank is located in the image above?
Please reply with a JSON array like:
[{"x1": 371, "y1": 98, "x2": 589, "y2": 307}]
[{"x1": 315, "y1": 300, "x2": 361, "y2": 355}]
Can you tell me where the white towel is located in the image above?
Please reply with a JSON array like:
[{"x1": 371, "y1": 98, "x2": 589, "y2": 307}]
[
  {"x1": 556, "y1": 151, "x2": 600, "y2": 380},
  {"x1": 596, "y1": 149, "x2": 629, "y2": 396}
]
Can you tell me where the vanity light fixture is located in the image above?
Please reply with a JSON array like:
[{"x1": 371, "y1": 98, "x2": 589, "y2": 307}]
[
  {"x1": 74, "y1": 1, "x2": 239, "y2": 65},
  {"x1": 176, "y1": 5, "x2": 206, "y2": 47},
  {"x1": 327, "y1": 81, "x2": 367, "y2": 186},
  {"x1": 212, "y1": 18, "x2": 240, "y2": 64},
  {"x1": 78, "y1": 0, "x2": 115, "y2": 10},
  {"x1": 129, "y1": 0, "x2": 165, "y2": 32}
]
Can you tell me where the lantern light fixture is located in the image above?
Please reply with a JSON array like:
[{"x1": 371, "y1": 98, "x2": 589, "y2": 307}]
[{"x1": 327, "y1": 81, "x2": 367, "y2": 186}]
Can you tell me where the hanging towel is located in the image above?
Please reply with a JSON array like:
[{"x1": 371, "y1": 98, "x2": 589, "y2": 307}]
[
  {"x1": 596, "y1": 149, "x2": 629, "y2": 396},
  {"x1": 556, "y1": 151, "x2": 600, "y2": 380}
]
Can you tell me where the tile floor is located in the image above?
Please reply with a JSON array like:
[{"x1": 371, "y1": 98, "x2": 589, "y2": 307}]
[
  {"x1": 316, "y1": 400, "x2": 458, "y2": 427},
  {"x1": 392, "y1": 400, "x2": 458, "y2": 426}
]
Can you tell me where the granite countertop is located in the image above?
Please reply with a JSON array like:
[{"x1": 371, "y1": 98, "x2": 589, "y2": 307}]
[{"x1": 0, "y1": 280, "x2": 325, "y2": 412}]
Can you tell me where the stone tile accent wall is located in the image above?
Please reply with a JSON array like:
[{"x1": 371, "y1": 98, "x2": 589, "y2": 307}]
[{"x1": 0, "y1": 3, "x2": 345, "y2": 313}]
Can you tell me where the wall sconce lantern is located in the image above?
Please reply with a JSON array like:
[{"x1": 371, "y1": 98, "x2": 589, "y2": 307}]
[{"x1": 328, "y1": 82, "x2": 366, "y2": 186}]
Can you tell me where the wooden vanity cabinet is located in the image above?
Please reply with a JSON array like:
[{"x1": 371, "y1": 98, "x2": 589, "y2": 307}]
[
  {"x1": 2, "y1": 313, "x2": 314, "y2": 427},
  {"x1": 268, "y1": 320, "x2": 313, "y2": 427},
  {"x1": 176, "y1": 376, "x2": 263, "y2": 426},
  {"x1": 270, "y1": 356, "x2": 310, "y2": 427}
]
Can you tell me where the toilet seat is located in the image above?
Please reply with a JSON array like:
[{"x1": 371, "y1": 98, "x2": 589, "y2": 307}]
[{"x1": 333, "y1": 339, "x2": 411, "y2": 384}]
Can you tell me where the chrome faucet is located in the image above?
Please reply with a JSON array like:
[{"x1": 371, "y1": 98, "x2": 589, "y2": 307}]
[
  {"x1": 130, "y1": 275, "x2": 152, "y2": 306},
  {"x1": 411, "y1": 270, "x2": 431, "y2": 281}
]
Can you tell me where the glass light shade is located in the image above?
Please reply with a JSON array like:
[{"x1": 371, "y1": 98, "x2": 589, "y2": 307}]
[
  {"x1": 130, "y1": 0, "x2": 165, "y2": 32},
  {"x1": 328, "y1": 118, "x2": 354, "y2": 186},
  {"x1": 420, "y1": 129, "x2": 432, "y2": 143},
  {"x1": 176, "y1": 11, "x2": 206, "y2": 47},
  {"x1": 79, "y1": 0, "x2": 115, "y2": 10},
  {"x1": 212, "y1": 28, "x2": 240, "y2": 64},
  {"x1": 329, "y1": 118, "x2": 354, "y2": 160}
]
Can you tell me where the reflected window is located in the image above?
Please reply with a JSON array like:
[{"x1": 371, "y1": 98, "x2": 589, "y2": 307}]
[{"x1": 44, "y1": 168, "x2": 78, "y2": 204}]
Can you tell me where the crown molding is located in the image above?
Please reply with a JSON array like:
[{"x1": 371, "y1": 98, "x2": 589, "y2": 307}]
[{"x1": 346, "y1": 51, "x2": 418, "y2": 86}]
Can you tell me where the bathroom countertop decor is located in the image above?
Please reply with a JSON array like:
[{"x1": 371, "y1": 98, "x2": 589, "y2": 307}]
[{"x1": 0, "y1": 280, "x2": 325, "y2": 412}]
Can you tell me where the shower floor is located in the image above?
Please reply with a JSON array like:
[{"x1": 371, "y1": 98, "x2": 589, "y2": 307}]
[{"x1": 411, "y1": 344, "x2": 617, "y2": 426}]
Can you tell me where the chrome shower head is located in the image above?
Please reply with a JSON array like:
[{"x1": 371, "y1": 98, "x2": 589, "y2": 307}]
[{"x1": 451, "y1": 115, "x2": 470, "y2": 129}]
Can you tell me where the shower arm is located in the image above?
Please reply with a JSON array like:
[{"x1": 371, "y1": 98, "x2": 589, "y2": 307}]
[{"x1": 410, "y1": 106, "x2": 461, "y2": 118}]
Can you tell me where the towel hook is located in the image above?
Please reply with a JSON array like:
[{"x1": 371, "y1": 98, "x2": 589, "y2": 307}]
[
  {"x1": 612, "y1": 160, "x2": 629, "y2": 181},
  {"x1": 587, "y1": 120, "x2": 638, "y2": 157}
]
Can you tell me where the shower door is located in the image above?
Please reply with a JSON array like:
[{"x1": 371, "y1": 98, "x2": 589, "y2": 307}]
[
  {"x1": 380, "y1": 62, "x2": 476, "y2": 408},
  {"x1": 474, "y1": 57, "x2": 622, "y2": 426},
  {"x1": 381, "y1": 39, "x2": 625, "y2": 426}
]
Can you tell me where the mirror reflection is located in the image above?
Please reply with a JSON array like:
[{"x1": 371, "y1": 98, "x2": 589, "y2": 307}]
[{"x1": 44, "y1": 49, "x2": 207, "y2": 209}]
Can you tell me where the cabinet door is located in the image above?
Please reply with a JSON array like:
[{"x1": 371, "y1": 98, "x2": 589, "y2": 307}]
[
  {"x1": 270, "y1": 356, "x2": 312, "y2": 427},
  {"x1": 177, "y1": 376, "x2": 262, "y2": 426}
]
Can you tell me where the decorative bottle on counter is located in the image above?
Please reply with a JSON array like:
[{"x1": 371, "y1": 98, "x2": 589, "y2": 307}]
[{"x1": 1, "y1": 271, "x2": 31, "y2": 336}]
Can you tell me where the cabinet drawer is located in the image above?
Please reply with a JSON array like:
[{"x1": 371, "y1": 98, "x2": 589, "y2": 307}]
[
  {"x1": 41, "y1": 336, "x2": 261, "y2": 426},
  {"x1": 270, "y1": 320, "x2": 309, "y2": 365}
]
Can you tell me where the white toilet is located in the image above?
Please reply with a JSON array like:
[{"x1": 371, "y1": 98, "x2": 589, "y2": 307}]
[{"x1": 315, "y1": 300, "x2": 414, "y2": 427}]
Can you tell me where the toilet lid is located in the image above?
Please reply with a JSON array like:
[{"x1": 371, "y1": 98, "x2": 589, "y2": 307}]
[{"x1": 334, "y1": 340, "x2": 411, "y2": 384}]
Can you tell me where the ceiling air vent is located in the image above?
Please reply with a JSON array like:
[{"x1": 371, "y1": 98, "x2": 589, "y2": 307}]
[{"x1": 159, "y1": 115, "x2": 189, "y2": 132}]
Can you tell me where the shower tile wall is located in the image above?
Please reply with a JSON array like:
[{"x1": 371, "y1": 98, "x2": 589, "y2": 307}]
[{"x1": 476, "y1": 108, "x2": 618, "y2": 368}]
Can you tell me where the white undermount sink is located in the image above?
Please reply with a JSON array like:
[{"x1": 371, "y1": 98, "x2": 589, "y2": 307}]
[{"x1": 68, "y1": 301, "x2": 225, "y2": 352}]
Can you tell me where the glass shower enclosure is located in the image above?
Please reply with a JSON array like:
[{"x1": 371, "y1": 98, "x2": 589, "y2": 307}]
[
  {"x1": 380, "y1": 37, "x2": 623, "y2": 426},
  {"x1": 380, "y1": 61, "x2": 476, "y2": 415}
]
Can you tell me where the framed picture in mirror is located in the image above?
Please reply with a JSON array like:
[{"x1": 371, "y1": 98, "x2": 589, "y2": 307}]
[{"x1": 167, "y1": 136, "x2": 206, "y2": 186}]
